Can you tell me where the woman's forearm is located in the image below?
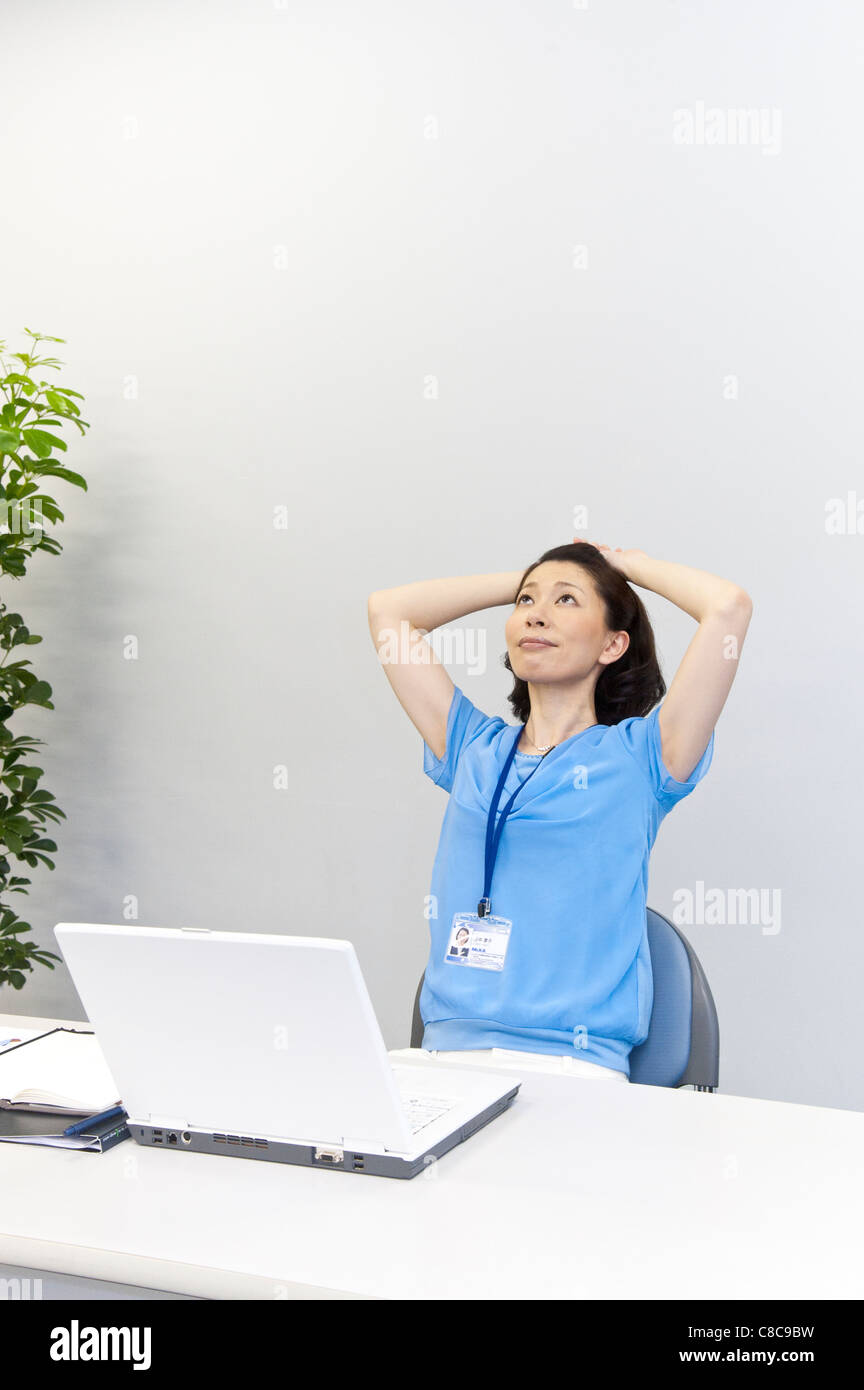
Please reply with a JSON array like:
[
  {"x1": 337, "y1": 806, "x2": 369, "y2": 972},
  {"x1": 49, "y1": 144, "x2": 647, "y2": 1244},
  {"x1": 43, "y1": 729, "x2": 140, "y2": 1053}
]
[
  {"x1": 624, "y1": 552, "x2": 751, "y2": 622},
  {"x1": 368, "y1": 571, "x2": 524, "y2": 633}
]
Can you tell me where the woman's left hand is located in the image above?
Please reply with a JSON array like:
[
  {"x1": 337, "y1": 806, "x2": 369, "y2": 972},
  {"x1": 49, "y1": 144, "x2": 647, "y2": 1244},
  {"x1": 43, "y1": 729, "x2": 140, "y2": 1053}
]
[{"x1": 574, "y1": 538, "x2": 646, "y2": 580}]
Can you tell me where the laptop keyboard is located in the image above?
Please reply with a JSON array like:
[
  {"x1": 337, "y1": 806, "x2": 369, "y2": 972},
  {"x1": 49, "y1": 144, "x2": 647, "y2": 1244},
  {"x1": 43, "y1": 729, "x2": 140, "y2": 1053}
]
[{"x1": 401, "y1": 1094, "x2": 460, "y2": 1135}]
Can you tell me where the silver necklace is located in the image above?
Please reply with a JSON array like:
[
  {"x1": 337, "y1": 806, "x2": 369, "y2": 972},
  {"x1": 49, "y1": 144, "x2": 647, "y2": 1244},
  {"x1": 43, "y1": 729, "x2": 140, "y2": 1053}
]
[{"x1": 524, "y1": 729, "x2": 556, "y2": 753}]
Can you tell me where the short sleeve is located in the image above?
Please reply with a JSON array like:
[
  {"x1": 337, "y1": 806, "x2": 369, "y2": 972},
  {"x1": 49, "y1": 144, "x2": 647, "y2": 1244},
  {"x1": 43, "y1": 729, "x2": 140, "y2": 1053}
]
[
  {"x1": 423, "y1": 685, "x2": 502, "y2": 793},
  {"x1": 615, "y1": 703, "x2": 714, "y2": 810}
]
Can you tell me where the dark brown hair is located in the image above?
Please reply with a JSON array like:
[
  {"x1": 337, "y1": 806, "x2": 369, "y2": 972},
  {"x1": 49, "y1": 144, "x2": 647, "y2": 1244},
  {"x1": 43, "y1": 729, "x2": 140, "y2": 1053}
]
[{"x1": 502, "y1": 542, "x2": 665, "y2": 726}]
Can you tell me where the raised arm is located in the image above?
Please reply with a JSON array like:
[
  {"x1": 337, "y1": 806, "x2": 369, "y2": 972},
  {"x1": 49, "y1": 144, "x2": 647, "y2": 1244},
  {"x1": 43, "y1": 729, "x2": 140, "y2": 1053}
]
[
  {"x1": 367, "y1": 571, "x2": 523, "y2": 760},
  {"x1": 585, "y1": 543, "x2": 753, "y2": 783}
]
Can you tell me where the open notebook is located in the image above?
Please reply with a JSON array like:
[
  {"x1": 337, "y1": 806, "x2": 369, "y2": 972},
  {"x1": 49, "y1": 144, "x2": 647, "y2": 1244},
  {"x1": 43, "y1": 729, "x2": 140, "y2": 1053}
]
[{"x1": 0, "y1": 1026, "x2": 121, "y2": 1115}]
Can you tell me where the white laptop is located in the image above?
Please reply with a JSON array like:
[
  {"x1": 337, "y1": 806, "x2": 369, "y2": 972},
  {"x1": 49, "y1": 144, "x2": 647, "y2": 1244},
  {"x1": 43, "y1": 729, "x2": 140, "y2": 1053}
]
[{"x1": 52, "y1": 923, "x2": 520, "y2": 1180}]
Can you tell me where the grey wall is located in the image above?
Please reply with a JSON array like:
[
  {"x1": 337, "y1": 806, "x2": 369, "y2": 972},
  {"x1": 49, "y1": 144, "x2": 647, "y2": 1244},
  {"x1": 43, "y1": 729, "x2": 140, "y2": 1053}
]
[{"x1": 1, "y1": 0, "x2": 861, "y2": 1111}]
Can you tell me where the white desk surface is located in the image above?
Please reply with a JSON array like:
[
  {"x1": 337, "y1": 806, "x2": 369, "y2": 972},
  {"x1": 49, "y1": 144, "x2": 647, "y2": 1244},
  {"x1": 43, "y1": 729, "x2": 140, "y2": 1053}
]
[{"x1": 1, "y1": 1011, "x2": 862, "y2": 1300}]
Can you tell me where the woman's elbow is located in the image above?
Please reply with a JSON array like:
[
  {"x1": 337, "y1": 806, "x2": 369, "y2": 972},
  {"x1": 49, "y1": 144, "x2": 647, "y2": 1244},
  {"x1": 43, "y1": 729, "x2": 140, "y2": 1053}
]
[{"x1": 721, "y1": 586, "x2": 753, "y2": 615}]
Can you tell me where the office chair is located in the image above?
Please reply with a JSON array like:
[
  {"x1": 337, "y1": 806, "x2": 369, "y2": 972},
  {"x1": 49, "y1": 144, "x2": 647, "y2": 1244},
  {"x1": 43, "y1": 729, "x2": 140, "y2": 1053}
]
[{"x1": 409, "y1": 906, "x2": 719, "y2": 1091}]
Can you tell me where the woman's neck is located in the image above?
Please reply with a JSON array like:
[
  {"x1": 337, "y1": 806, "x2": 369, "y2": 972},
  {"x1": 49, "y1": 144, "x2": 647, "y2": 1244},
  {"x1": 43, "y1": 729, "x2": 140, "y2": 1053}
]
[{"x1": 521, "y1": 686, "x2": 599, "y2": 750}]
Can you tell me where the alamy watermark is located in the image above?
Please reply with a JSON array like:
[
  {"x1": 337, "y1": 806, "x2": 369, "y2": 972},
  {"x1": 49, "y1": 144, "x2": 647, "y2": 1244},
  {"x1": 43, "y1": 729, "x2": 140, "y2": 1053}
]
[
  {"x1": 825, "y1": 491, "x2": 864, "y2": 534},
  {"x1": 672, "y1": 880, "x2": 781, "y2": 936},
  {"x1": 673, "y1": 102, "x2": 782, "y2": 156},
  {"x1": 374, "y1": 618, "x2": 487, "y2": 677},
  {"x1": 0, "y1": 1275, "x2": 43, "y2": 1299},
  {"x1": 49, "y1": 1321, "x2": 151, "y2": 1370},
  {"x1": 0, "y1": 499, "x2": 44, "y2": 540}
]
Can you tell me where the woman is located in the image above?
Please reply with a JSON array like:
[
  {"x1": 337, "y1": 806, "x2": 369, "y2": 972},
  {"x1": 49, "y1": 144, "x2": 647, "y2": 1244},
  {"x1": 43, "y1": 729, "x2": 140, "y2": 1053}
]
[{"x1": 367, "y1": 540, "x2": 752, "y2": 1083}]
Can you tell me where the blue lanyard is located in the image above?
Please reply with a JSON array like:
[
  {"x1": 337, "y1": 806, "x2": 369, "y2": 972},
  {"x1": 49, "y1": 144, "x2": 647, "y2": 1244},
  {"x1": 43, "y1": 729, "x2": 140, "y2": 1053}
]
[{"x1": 477, "y1": 724, "x2": 549, "y2": 918}]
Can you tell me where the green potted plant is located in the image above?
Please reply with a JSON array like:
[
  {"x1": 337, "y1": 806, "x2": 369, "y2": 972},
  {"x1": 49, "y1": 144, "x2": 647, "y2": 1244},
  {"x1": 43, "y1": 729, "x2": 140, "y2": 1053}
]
[{"x1": 0, "y1": 328, "x2": 90, "y2": 992}]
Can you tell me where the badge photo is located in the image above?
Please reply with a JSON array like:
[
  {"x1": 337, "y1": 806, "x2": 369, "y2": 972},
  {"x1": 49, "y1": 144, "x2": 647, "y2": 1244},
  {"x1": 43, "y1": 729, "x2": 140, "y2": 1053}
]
[{"x1": 445, "y1": 920, "x2": 473, "y2": 964}]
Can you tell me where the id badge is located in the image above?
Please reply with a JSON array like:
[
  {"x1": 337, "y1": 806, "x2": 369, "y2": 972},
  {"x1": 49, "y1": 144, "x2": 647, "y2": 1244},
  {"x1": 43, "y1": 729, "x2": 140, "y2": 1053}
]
[{"x1": 445, "y1": 911, "x2": 512, "y2": 972}]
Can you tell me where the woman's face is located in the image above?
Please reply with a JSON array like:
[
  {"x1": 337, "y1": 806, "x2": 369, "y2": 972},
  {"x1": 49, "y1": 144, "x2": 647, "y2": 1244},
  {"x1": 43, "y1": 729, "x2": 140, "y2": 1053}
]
[{"x1": 504, "y1": 561, "x2": 628, "y2": 684}]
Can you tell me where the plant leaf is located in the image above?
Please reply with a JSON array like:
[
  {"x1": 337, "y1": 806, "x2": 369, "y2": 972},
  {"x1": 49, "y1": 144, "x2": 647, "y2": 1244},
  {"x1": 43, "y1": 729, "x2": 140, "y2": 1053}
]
[
  {"x1": 18, "y1": 680, "x2": 52, "y2": 705},
  {"x1": 29, "y1": 464, "x2": 86, "y2": 490},
  {"x1": 20, "y1": 429, "x2": 68, "y2": 457}
]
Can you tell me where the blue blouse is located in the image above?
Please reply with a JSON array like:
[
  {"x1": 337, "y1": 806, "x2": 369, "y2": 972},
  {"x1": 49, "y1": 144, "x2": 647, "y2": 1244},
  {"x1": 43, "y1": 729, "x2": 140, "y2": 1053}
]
[{"x1": 420, "y1": 685, "x2": 714, "y2": 1076}]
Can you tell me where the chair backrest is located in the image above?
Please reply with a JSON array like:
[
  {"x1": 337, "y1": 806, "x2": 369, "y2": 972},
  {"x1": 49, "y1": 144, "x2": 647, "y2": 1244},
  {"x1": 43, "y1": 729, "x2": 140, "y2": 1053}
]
[
  {"x1": 628, "y1": 908, "x2": 719, "y2": 1088},
  {"x1": 409, "y1": 905, "x2": 719, "y2": 1089}
]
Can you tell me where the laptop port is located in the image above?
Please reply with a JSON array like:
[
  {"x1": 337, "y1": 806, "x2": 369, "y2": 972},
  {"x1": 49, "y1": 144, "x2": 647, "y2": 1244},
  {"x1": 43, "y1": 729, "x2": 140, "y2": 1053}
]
[
  {"x1": 181, "y1": 1132, "x2": 192, "y2": 1144},
  {"x1": 168, "y1": 1133, "x2": 178, "y2": 1144},
  {"x1": 352, "y1": 1156, "x2": 365, "y2": 1170},
  {"x1": 153, "y1": 1136, "x2": 163, "y2": 1143},
  {"x1": 314, "y1": 1146, "x2": 344, "y2": 1164}
]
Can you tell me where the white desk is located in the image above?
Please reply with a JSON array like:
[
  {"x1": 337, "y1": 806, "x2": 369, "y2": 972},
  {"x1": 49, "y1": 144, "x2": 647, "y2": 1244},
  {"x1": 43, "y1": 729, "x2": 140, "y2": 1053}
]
[{"x1": 1, "y1": 1011, "x2": 862, "y2": 1300}]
